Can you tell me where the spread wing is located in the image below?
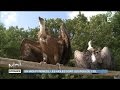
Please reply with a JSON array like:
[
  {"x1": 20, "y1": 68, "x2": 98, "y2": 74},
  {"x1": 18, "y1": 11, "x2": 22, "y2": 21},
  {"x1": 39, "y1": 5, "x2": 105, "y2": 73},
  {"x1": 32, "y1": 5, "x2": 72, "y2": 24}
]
[
  {"x1": 20, "y1": 38, "x2": 43, "y2": 62},
  {"x1": 74, "y1": 50, "x2": 84, "y2": 66},
  {"x1": 74, "y1": 50, "x2": 90, "y2": 68},
  {"x1": 59, "y1": 23, "x2": 72, "y2": 65},
  {"x1": 100, "y1": 47, "x2": 113, "y2": 69}
]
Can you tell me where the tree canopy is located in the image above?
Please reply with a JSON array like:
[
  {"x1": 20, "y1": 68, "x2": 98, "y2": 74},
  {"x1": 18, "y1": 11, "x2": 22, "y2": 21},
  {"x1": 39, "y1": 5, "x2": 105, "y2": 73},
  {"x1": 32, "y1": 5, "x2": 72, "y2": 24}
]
[{"x1": 0, "y1": 11, "x2": 120, "y2": 78}]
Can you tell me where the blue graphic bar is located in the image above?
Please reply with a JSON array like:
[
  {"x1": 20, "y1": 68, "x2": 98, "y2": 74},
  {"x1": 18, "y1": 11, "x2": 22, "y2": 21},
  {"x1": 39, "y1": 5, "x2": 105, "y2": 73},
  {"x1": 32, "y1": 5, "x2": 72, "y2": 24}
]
[{"x1": 23, "y1": 70, "x2": 108, "y2": 74}]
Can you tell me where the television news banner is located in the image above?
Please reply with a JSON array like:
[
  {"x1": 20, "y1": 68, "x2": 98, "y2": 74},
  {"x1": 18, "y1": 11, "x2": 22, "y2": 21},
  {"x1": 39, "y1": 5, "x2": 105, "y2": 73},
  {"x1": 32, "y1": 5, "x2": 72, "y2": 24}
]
[{"x1": 8, "y1": 61, "x2": 108, "y2": 74}]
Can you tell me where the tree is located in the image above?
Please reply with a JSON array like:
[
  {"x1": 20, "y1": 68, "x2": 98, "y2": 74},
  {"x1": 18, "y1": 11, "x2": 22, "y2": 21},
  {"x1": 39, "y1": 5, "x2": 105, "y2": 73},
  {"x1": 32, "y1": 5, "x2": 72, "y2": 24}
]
[
  {"x1": 45, "y1": 18, "x2": 64, "y2": 37},
  {"x1": 70, "y1": 12, "x2": 89, "y2": 52},
  {"x1": 110, "y1": 11, "x2": 120, "y2": 70}
]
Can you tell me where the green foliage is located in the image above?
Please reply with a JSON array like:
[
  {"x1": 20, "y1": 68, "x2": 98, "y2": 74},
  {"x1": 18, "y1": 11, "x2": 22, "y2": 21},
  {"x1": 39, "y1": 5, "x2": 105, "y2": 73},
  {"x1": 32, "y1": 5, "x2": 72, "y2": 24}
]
[
  {"x1": 0, "y1": 11, "x2": 120, "y2": 78},
  {"x1": 45, "y1": 18, "x2": 64, "y2": 37}
]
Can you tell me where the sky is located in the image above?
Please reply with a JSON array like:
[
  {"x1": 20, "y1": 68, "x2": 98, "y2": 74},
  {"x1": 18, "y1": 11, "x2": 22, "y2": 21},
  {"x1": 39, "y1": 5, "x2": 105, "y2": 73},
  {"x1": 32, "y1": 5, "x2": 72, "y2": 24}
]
[{"x1": 0, "y1": 11, "x2": 113, "y2": 29}]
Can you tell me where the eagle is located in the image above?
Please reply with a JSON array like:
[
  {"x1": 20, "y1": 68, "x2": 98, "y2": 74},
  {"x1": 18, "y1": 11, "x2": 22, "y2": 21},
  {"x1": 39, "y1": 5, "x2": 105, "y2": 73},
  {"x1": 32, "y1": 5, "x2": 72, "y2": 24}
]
[
  {"x1": 20, "y1": 17, "x2": 71, "y2": 65},
  {"x1": 38, "y1": 17, "x2": 71, "y2": 65},
  {"x1": 74, "y1": 40, "x2": 114, "y2": 70}
]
